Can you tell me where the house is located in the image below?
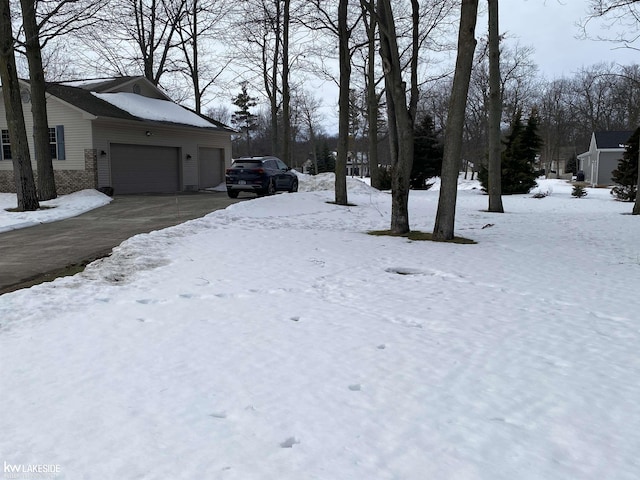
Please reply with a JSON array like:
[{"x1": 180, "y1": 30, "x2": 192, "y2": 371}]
[
  {"x1": 577, "y1": 130, "x2": 634, "y2": 186},
  {"x1": 0, "y1": 76, "x2": 235, "y2": 194}
]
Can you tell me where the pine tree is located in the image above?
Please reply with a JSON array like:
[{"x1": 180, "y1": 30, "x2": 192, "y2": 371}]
[
  {"x1": 521, "y1": 107, "x2": 543, "y2": 165},
  {"x1": 611, "y1": 128, "x2": 638, "y2": 202},
  {"x1": 315, "y1": 141, "x2": 335, "y2": 174},
  {"x1": 231, "y1": 82, "x2": 258, "y2": 156},
  {"x1": 572, "y1": 184, "x2": 588, "y2": 198},
  {"x1": 479, "y1": 109, "x2": 539, "y2": 195},
  {"x1": 411, "y1": 114, "x2": 443, "y2": 189}
]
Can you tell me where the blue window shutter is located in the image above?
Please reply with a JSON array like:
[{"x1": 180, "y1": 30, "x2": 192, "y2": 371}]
[{"x1": 56, "y1": 125, "x2": 65, "y2": 160}]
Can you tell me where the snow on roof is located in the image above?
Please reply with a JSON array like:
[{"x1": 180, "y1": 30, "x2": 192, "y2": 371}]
[
  {"x1": 59, "y1": 78, "x2": 118, "y2": 88},
  {"x1": 92, "y1": 92, "x2": 215, "y2": 128}
]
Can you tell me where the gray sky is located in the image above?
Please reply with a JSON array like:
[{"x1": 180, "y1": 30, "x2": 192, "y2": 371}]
[{"x1": 500, "y1": 0, "x2": 638, "y2": 78}]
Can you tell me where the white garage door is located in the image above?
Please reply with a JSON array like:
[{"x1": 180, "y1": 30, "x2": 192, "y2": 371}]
[
  {"x1": 199, "y1": 147, "x2": 224, "y2": 189},
  {"x1": 111, "y1": 144, "x2": 180, "y2": 194}
]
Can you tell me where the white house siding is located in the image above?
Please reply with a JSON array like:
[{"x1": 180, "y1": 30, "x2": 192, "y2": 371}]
[
  {"x1": 0, "y1": 89, "x2": 94, "y2": 193},
  {"x1": 92, "y1": 119, "x2": 232, "y2": 191}
]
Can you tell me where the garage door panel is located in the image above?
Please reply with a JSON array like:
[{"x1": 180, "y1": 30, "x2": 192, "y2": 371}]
[
  {"x1": 199, "y1": 147, "x2": 224, "y2": 189},
  {"x1": 111, "y1": 144, "x2": 179, "y2": 194}
]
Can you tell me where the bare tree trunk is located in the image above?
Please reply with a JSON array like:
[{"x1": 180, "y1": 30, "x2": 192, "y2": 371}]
[
  {"x1": 309, "y1": 125, "x2": 318, "y2": 173},
  {"x1": 20, "y1": 0, "x2": 57, "y2": 201},
  {"x1": 0, "y1": 0, "x2": 39, "y2": 211},
  {"x1": 270, "y1": 0, "x2": 281, "y2": 156},
  {"x1": 487, "y1": 0, "x2": 503, "y2": 212},
  {"x1": 191, "y1": 0, "x2": 201, "y2": 113},
  {"x1": 335, "y1": 0, "x2": 349, "y2": 205},
  {"x1": 362, "y1": 0, "x2": 380, "y2": 188},
  {"x1": 377, "y1": 0, "x2": 415, "y2": 233},
  {"x1": 433, "y1": 0, "x2": 478, "y2": 241},
  {"x1": 633, "y1": 146, "x2": 640, "y2": 214},
  {"x1": 282, "y1": 0, "x2": 291, "y2": 165}
]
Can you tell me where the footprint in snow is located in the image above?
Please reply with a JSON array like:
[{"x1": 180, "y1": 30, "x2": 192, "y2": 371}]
[
  {"x1": 385, "y1": 267, "x2": 425, "y2": 276},
  {"x1": 280, "y1": 437, "x2": 300, "y2": 448}
]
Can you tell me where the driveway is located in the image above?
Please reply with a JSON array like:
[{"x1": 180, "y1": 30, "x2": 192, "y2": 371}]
[{"x1": 0, "y1": 192, "x2": 244, "y2": 294}]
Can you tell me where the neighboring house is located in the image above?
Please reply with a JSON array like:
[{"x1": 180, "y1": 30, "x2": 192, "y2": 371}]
[
  {"x1": 0, "y1": 76, "x2": 235, "y2": 194},
  {"x1": 577, "y1": 130, "x2": 634, "y2": 186}
]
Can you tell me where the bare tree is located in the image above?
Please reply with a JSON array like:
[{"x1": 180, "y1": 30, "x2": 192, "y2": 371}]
[
  {"x1": 294, "y1": 89, "x2": 324, "y2": 173},
  {"x1": 231, "y1": 0, "x2": 305, "y2": 164},
  {"x1": 206, "y1": 104, "x2": 232, "y2": 125},
  {"x1": 376, "y1": 0, "x2": 419, "y2": 233},
  {"x1": 19, "y1": 0, "x2": 56, "y2": 200},
  {"x1": 282, "y1": 0, "x2": 292, "y2": 165},
  {"x1": 433, "y1": 0, "x2": 479, "y2": 241},
  {"x1": 175, "y1": 0, "x2": 230, "y2": 113},
  {"x1": 13, "y1": 0, "x2": 107, "y2": 201},
  {"x1": 77, "y1": 0, "x2": 187, "y2": 86},
  {"x1": 537, "y1": 78, "x2": 575, "y2": 177},
  {"x1": 581, "y1": 1, "x2": 640, "y2": 49},
  {"x1": 360, "y1": 0, "x2": 381, "y2": 188},
  {"x1": 334, "y1": 0, "x2": 352, "y2": 204},
  {"x1": 303, "y1": 0, "x2": 362, "y2": 204},
  {"x1": 487, "y1": 0, "x2": 503, "y2": 212},
  {"x1": 0, "y1": 0, "x2": 38, "y2": 210}
]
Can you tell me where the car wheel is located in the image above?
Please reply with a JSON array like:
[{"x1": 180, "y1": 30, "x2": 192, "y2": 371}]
[
  {"x1": 267, "y1": 179, "x2": 276, "y2": 195},
  {"x1": 227, "y1": 190, "x2": 239, "y2": 198},
  {"x1": 289, "y1": 179, "x2": 298, "y2": 193}
]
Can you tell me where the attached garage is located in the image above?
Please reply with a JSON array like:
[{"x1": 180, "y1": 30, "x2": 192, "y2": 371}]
[
  {"x1": 198, "y1": 147, "x2": 225, "y2": 189},
  {"x1": 110, "y1": 144, "x2": 180, "y2": 194}
]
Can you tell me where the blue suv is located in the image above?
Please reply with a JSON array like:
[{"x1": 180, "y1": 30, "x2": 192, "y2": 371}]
[{"x1": 225, "y1": 156, "x2": 298, "y2": 198}]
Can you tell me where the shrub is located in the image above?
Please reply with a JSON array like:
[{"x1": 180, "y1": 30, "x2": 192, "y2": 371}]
[{"x1": 572, "y1": 184, "x2": 588, "y2": 198}]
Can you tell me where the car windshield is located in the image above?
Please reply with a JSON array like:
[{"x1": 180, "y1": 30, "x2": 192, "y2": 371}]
[{"x1": 231, "y1": 160, "x2": 263, "y2": 169}]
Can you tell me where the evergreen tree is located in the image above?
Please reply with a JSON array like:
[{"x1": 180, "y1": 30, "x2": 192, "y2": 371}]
[
  {"x1": 479, "y1": 109, "x2": 539, "y2": 195},
  {"x1": 521, "y1": 107, "x2": 543, "y2": 166},
  {"x1": 611, "y1": 128, "x2": 638, "y2": 202},
  {"x1": 314, "y1": 141, "x2": 335, "y2": 174},
  {"x1": 572, "y1": 184, "x2": 588, "y2": 198},
  {"x1": 411, "y1": 114, "x2": 443, "y2": 189},
  {"x1": 565, "y1": 156, "x2": 578, "y2": 174},
  {"x1": 231, "y1": 82, "x2": 258, "y2": 156}
]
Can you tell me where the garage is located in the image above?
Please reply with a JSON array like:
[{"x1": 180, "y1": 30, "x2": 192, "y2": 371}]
[
  {"x1": 110, "y1": 144, "x2": 180, "y2": 194},
  {"x1": 198, "y1": 147, "x2": 224, "y2": 189}
]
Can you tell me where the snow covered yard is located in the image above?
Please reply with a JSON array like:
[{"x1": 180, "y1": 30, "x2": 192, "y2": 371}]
[
  {"x1": 0, "y1": 189, "x2": 111, "y2": 233},
  {"x1": 1, "y1": 176, "x2": 639, "y2": 479}
]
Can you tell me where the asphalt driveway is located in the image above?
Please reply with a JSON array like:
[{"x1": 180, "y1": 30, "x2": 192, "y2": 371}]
[{"x1": 0, "y1": 192, "x2": 244, "y2": 294}]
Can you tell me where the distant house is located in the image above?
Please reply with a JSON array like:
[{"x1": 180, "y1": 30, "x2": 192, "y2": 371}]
[
  {"x1": 577, "y1": 130, "x2": 634, "y2": 186},
  {"x1": 0, "y1": 76, "x2": 235, "y2": 194}
]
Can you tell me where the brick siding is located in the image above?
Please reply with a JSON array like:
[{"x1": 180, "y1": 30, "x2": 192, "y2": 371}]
[{"x1": 0, "y1": 149, "x2": 98, "y2": 194}]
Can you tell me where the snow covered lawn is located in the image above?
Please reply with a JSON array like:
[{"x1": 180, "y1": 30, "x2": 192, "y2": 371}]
[
  {"x1": 0, "y1": 189, "x2": 111, "y2": 233},
  {"x1": 1, "y1": 176, "x2": 639, "y2": 479}
]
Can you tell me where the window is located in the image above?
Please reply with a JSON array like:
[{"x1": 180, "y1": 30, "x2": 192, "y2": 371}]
[
  {"x1": 49, "y1": 127, "x2": 57, "y2": 159},
  {"x1": 1, "y1": 129, "x2": 11, "y2": 160},
  {"x1": 50, "y1": 125, "x2": 65, "y2": 160}
]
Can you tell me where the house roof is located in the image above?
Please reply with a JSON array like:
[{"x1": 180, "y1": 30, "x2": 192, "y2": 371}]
[
  {"x1": 594, "y1": 130, "x2": 634, "y2": 149},
  {"x1": 45, "y1": 82, "x2": 140, "y2": 121},
  {"x1": 33, "y1": 77, "x2": 234, "y2": 132}
]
